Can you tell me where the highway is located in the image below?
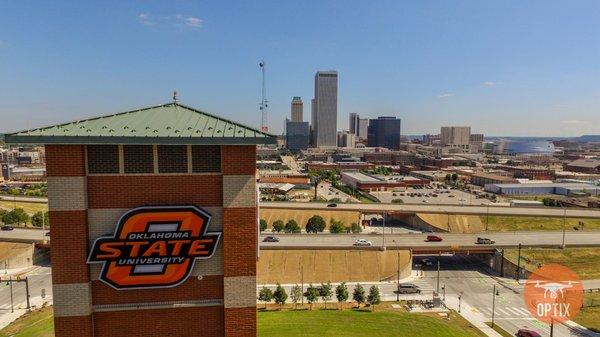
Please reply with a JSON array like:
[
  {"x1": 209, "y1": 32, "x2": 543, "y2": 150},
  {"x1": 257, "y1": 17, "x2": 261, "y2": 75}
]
[
  {"x1": 260, "y1": 231, "x2": 600, "y2": 250},
  {"x1": 261, "y1": 202, "x2": 600, "y2": 218},
  {"x1": 0, "y1": 228, "x2": 49, "y2": 243}
]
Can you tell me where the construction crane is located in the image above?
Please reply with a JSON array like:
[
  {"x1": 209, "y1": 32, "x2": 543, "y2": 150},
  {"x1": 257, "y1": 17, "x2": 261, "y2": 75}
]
[{"x1": 259, "y1": 59, "x2": 269, "y2": 133}]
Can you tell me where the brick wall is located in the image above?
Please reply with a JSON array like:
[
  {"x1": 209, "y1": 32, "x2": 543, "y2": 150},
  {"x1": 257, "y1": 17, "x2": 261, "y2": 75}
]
[{"x1": 48, "y1": 143, "x2": 258, "y2": 337}]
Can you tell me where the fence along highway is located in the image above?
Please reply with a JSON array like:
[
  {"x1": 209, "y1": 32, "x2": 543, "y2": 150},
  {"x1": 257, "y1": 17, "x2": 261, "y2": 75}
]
[{"x1": 260, "y1": 202, "x2": 600, "y2": 218}]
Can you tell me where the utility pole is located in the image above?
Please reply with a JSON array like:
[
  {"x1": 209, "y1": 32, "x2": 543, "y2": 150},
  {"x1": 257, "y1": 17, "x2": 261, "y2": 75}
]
[
  {"x1": 516, "y1": 243, "x2": 522, "y2": 283},
  {"x1": 550, "y1": 317, "x2": 554, "y2": 337},
  {"x1": 491, "y1": 284, "x2": 497, "y2": 328},
  {"x1": 382, "y1": 212, "x2": 386, "y2": 249},
  {"x1": 561, "y1": 206, "x2": 567, "y2": 249},
  {"x1": 500, "y1": 249, "x2": 505, "y2": 277},
  {"x1": 393, "y1": 240, "x2": 400, "y2": 302},
  {"x1": 9, "y1": 276, "x2": 14, "y2": 313},
  {"x1": 301, "y1": 265, "x2": 304, "y2": 306},
  {"x1": 436, "y1": 260, "x2": 441, "y2": 293},
  {"x1": 25, "y1": 277, "x2": 30, "y2": 309}
]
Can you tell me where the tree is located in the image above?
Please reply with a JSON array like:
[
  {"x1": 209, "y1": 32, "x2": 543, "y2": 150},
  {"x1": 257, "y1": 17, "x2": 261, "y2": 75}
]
[
  {"x1": 320, "y1": 282, "x2": 333, "y2": 309},
  {"x1": 306, "y1": 215, "x2": 326, "y2": 233},
  {"x1": 272, "y1": 220, "x2": 284, "y2": 233},
  {"x1": 273, "y1": 283, "x2": 288, "y2": 308},
  {"x1": 335, "y1": 282, "x2": 349, "y2": 310},
  {"x1": 0, "y1": 209, "x2": 7, "y2": 224},
  {"x1": 2, "y1": 208, "x2": 29, "y2": 226},
  {"x1": 353, "y1": 283, "x2": 366, "y2": 308},
  {"x1": 259, "y1": 219, "x2": 268, "y2": 232},
  {"x1": 31, "y1": 211, "x2": 50, "y2": 228},
  {"x1": 350, "y1": 222, "x2": 362, "y2": 234},
  {"x1": 451, "y1": 173, "x2": 458, "y2": 182},
  {"x1": 284, "y1": 219, "x2": 301, "y2": 233},
  {"x1": 305, "y1": 284, "x2": 319, "y2": 310},
  {"x1": 290, "y1": 284, "x2": 302, "y2": 309},
  {"x1": 391, "y1": 199, "x2": 404, "y2": 204},
  {"x1": 367, "y1": 286, "x2": 381, "y2": 311},
  {"x1": 329, "y1": 219, "x2": 345, "y2": 233},
  {"x1": 258, "y1": 287, "x2": 273, "y2": 309}
]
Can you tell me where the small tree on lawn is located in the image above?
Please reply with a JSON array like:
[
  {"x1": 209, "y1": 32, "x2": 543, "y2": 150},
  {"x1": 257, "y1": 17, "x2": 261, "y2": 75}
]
[
  {"x1": 353, "y1": 283, "x2": 366, "y2": 308},
  {"x1": 350, "y1": 222, "x2": 362, "y2": 233},
  {"x1": 258, "y1": 286, "x2": 273, "y2": 309},
  {"x1": 320, "y1": 281, "x2": 333, "y2": 309},
  {"x1": 329, "y1": 219, "x2": 344, "y2": 233},
  {"x1": 259, "y1": 219, "x2": 268, "y2": 232},
  {"x1": 284, "y1": 219, "x2": 301, "y2": 233},
  {"x1": 367, "y1": 285, "x2": 381, "y2": 312},
  {"x1": 31, "y1": 211, "x2": 50, "y2": 228},
  {"x1": 272, "y1": 219, "x2": 284, "y2": 233},
  {"x1": 306, "y1": 215, "x2": 326, "y2": 233},
  {"x1": 335, "y1": 282, "x2": 349, "y2": 310},
  {"x1": 290, "y1": 284, "x2": 302, "y2": 309},
  {"x1": 305, "y1": 284, "x2": 319, "y2": 310},
  {"x1": 273, "y1": 283, "x2": 288, "y2": 309}
]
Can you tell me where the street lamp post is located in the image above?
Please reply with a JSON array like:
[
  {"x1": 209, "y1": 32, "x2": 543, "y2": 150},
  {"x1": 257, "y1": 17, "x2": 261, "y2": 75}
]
[
  {"x1": 491, "y1": 284, "x2": 499, "y2": 328},
  {"x1": 436, "y1": 260, "x2": 441, "y2": 293},
  {"x1": 486, "y1": 204, "x2": 490, "y2": 231},
  {"x1": 458, "y1": 292, "x2": 463, "y2": 313},
  {"x1": 382, "y1": 212, "x2": 386, "y2": 249},
  {"x1": 561, "y1": 206, "x2": 567, "y2": 249},
  {"x1": 442, "y1": 284, "x2": 446, "y2": 301},
  {"x1": 393, "y1": 240, "x2": 400, "y2": 302},
  {"x1": 516, "y1": 243, "x2": 522, "y2": 283}
]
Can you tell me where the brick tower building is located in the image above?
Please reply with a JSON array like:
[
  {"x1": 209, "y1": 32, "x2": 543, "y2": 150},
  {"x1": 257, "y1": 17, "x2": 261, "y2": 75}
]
[{"x1": 6, "y1": 102, "x2": 275, "y2": 337}]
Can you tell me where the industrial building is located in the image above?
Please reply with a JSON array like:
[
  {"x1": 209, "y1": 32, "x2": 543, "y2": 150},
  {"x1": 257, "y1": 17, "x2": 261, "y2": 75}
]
[
  {"x1": 484, "y1": 182, "x2": 600, "y2": 196},
  {"x1": 341, "y1": 171, "x2": 427, "y2": 192}
]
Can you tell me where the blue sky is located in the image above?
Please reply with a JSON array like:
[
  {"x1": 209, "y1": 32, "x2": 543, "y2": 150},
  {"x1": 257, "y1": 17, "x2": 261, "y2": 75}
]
[{"x1": 1, "y1": 1, "x2": 599, "y2": 136}]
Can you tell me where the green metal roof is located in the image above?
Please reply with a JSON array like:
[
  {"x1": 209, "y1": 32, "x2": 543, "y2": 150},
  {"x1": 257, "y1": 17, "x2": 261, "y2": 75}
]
[{"x1": 5, "y1": 102, "x2": 276, "y2": 145}]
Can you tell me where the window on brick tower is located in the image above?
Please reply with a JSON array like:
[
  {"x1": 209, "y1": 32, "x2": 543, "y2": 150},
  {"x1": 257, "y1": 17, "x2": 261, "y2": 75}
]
[
  {"x1": 158, "y1": 145, "x2": 188, "y2": 173},
  {"x1": 123, "y1": 145, "x2": 154, "y2": 174},
  {"x1": 191, "y1": 145, "x2": 221, "y2": 173},
  {"x1": 87, "y1": 145, "x2": 119, "y2": 174}
]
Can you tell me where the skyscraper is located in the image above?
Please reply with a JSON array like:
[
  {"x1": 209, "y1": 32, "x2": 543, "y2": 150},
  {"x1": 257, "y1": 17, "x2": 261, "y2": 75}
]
[
  {"x1": 291, "y1": 96, "x2": 303, "y2": 122},
  {"x1": 349, "y1": 113, "x2": 359, "y2": 134},
  {"x1": 367, "y1": 116, "x2": 401, "y2": 150},
  {"x1": 311, "y1": 71, "x2": 338, "y2": 147}
]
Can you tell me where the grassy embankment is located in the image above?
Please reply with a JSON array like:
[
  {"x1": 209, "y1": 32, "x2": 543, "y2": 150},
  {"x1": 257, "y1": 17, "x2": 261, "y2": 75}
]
[
  {"x1": 573, "y1": 292, "x2": 600, "y2": 332},
  {"x1": 481, "y1": 215, "x2": 600, "y2": 232},
  {"x1": 0, "y1": 306, "x2": 54, "y2": 337},
  {"x1": 504, "y1": 248, "x2": 600, "y2": 280}
]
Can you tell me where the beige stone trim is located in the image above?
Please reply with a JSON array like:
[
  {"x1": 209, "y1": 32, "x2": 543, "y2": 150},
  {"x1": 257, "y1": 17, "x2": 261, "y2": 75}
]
[
  {"x1": 118, "y1": 145, "x2": 125, "y2": 174},
  {"x1": 47, "y1": 176, "x2": 87, "y2": 211},
  {"x1": 53, "y1": 283, "x2": 92, "y2": 317},
  {"x1": 87, "y1": 208, "x2": 128, "y2": 245},
  {"x1": 222, "y1": 175, "x2": 256, "y2": 208},
  {"x1": 223, "y1": 276, "x2": 256, "y2": 308},
  {"x1": 152, "y1": 145, "x2": 159, "y2": 174}
]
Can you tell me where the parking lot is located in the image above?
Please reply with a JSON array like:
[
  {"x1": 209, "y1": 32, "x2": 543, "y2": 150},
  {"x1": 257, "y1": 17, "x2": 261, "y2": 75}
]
[{"x1": 371, "y1": 184, "x2": 490, "y2": 205}]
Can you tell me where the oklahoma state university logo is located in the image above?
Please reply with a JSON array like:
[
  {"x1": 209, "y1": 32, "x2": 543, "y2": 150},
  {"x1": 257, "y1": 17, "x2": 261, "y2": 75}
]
[{"x1": 88, "y1": 206, "x2": 220, "y2": 290}]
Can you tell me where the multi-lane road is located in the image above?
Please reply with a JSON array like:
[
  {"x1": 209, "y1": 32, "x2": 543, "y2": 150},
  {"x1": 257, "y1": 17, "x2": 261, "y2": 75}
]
[
  {"x1": 261, "y1": 202, "x2": 600, "y2": 218},
  {"x1": 0, "y1": 228, "x2": 49, "y2": 243},
  {"x1": 260, "y1": 231, "x2": 600, "y2": 250}
]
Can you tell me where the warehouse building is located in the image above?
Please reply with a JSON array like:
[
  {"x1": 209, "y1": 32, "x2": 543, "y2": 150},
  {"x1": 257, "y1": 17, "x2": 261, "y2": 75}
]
[
  {"x1": 484, "y1": 182, "x2": 600, "y2": 196},
  {"x1": 5, "y1": 101, "x2": 275, "y2": 337}
]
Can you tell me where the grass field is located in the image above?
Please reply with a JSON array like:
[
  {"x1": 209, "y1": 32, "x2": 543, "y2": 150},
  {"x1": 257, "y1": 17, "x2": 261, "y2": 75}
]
[
  {"x1": 0, "y1": 306, "x2": 54, "y2": 337},
  {"x1": 481, "y1": 215, "x2": 600, "y2": 232},
  {"x1": 0, "y1": 201, "x2": 48, "y2": 227},
  {"x1": 258, "y1": 305, "x2": 485, "y2": 337},
  {"x1": 573, "y1": 293, "x2": 600, "y2": 332},
  {"x1": 504, "y1": 248, "x2": 600, "y2": 279}
]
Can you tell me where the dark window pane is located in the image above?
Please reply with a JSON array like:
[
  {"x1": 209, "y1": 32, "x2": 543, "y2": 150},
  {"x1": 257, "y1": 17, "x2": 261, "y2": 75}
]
[
  {"x1": 192, "y1": 145, "x2": 221, "y2": 173},
  {"x1": 158, "y1": 145, "x2": 188, "y2": 173},
  {"x1": 87, "y1": 145, "x2": 119, "y2": 174},
  {"x1": 123, "y1": 145, "x2": 154, "y2": 174}
]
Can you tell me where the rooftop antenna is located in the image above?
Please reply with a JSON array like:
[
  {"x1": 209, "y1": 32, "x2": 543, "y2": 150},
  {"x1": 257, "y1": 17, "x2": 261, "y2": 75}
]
[
  {"x1": 173, "y1": 91, "x2": 178, "y2": 103},
  {"x1": 259, "y1": 60, "x2": 268, "y2": 132}
]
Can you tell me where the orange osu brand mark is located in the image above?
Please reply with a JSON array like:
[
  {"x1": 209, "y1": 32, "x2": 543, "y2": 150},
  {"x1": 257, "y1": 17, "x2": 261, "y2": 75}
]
[
  {"x1": 88, "y1": 206, "x2": 221, "y2": 290},
  {"x1": 523, "y1": 264, "x2": 584, "y2": 324}
]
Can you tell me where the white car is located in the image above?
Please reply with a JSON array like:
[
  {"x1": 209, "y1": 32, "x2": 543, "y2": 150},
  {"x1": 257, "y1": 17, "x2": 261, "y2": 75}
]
[{"x1": 353, "y1": 239, "x2": 372, "y2": 247}]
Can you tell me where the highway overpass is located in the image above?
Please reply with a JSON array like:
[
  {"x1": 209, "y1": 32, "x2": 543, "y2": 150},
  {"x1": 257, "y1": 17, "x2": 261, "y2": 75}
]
[
  {"x1": 261, "y1": 201, "x2": 600, "y2": 218},
  {"x1": 259, "y1": 231, "x2": 600, "y2": 253}
]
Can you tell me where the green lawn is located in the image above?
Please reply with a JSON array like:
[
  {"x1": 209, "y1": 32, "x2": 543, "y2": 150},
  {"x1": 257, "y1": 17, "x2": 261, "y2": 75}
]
[
  {"x1": 573, "y1": 293, "x2": 600, "y2": 332},
  {"x1": 504, "y1": 248, "x2": 600, "y2": 279},
  {"x1": 0, "y1": 201, "x2": 48, "y2": 227},
  {"x1": 0, "y1": 306, "x2": 54, "y2": 337},
  {"x1": 481, "y1": 216, "x2": 600, "y2": 232},
  {"x1": 485, "y1": 322, "x2": 513, "y2": 337},
  {"x1": 258, "y1": 307, "x2": 485, "y2": 337}
]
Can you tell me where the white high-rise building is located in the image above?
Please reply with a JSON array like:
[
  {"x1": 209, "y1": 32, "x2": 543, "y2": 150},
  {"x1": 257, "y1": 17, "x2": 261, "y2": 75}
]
[{"x1": 311, "y1": 71, "x2": 338, "y2": 147}]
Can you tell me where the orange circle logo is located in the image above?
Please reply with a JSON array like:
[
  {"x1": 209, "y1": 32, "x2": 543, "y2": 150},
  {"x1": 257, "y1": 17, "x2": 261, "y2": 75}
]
[{"x1": 523, "y1": 264, "x2": 584, "y2": 324}]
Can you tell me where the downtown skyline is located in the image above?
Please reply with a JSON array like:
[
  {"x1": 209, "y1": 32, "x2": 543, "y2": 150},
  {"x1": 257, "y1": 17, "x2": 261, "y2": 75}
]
[{"x1": 1, "y1": 1, "x2": 600, "y2": 137}]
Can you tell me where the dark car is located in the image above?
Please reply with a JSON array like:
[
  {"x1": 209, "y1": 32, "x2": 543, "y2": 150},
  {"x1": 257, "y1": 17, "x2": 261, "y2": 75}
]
[
  {"x1": 262, "y1": 236, "x2": 279, "y2": 242},
  {"x1": 395, "y1": 283, "x2": 421, "y2": 294},
  {"x1": 45, "y1": 231, "x2": 51, "y2": 237},
  {"x1": 327, "y1": 203, "x2": 337, "y2": 207},
  {"x1": 1, "y1": 225, "x2": 14, "y2": 231},
  {"x1": 426, "y1": 235, "x2": 443, "y2": 242},
  {"x1": 517, "y1": 329, "x2": 541, "y2": 337},
  {"x1": 476, "y1": 237, "x2": 495, "y2": 244}
]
